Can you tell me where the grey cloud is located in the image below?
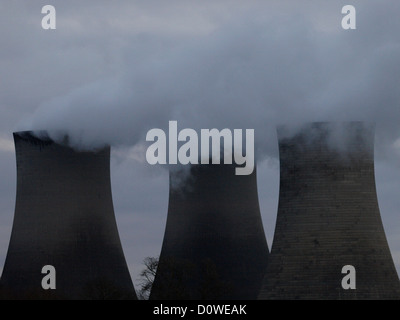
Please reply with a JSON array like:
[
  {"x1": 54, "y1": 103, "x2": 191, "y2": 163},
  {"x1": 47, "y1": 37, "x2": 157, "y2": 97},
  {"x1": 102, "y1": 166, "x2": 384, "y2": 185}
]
[{"x1": 16, "y1": 2, "x2": 400, "y2": 163}]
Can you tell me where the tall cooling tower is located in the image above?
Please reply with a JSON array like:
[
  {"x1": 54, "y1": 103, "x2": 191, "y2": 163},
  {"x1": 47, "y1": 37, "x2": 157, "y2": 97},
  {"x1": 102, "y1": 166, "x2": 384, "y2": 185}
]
[
  {"x1": 150, "y1": 163, "x2": 269, "y2": 300},
  {"x1": 0, "y1": 131, "x2": 137, "y2": 300},
  {"x1": 258, "y1": 122, "x2": 400, "y2": 299}
]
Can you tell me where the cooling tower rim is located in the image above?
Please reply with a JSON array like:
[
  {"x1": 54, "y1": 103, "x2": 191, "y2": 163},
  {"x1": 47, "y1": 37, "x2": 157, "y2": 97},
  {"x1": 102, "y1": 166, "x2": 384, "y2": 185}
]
[
  {"x1": 276, "y1": 121, "x2": 376, "y2": 140},
  {"x1": 14, "y1": 130, "x2": 52, "y2": 141},
  {"x1": 276, "y1": 120, "x2": 375, "y2": 129},
  {"x1": 13, "y1": 131, "x2": 55, "y2": 148},
  {"x1": 13, "y1": 131, "x2": 110, "y2": 152}
]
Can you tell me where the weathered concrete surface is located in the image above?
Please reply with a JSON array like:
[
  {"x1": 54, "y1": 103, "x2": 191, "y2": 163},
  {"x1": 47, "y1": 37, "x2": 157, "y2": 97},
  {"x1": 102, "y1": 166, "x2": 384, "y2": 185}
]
[
  {"x1": 151, "y1": 163, "x2": 269, "y2": 300},
  {"x1": 0, "y1": 132, "x2": 137, "y2": 300},
  {"x1": 259, "y1": 122, "x2": 400, "y2": 300}
]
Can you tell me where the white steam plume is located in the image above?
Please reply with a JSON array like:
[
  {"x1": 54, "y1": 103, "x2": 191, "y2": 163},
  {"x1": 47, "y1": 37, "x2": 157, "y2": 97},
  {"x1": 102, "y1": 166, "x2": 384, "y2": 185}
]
[{"x1": 17, "y1": 2, "x2": 400, "y2": 164}]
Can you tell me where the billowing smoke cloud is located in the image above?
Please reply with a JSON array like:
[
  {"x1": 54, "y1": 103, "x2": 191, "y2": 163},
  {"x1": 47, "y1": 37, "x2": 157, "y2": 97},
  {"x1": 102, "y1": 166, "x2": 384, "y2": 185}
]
[{"x1": 17, "y1": 1, "x2": 400, "y2": 165}]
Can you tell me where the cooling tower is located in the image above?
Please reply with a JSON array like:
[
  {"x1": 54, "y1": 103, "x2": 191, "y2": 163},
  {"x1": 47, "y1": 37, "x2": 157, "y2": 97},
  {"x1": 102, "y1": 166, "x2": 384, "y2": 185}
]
[
  {"x1": 258, "y1": 122, "x2": 400, "y2": 300},
  {"x1": 150, "y1": 163, "x2": 269, "y2": 300},
  {"x1": 0, "y1": 131, "x2": 137, "y2": 300}
]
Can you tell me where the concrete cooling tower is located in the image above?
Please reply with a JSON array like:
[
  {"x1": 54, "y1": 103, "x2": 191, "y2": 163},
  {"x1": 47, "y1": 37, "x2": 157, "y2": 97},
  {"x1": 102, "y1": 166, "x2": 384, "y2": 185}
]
[
  {"x1": 0, "y1": 131, "x2": 137, "y2": 300},
  {"x1": 258, "y1": 122, "x2": 400, "y2": 300},
  {"x1": 150, "y1": 163, "x2": 269, "y2": 300}
]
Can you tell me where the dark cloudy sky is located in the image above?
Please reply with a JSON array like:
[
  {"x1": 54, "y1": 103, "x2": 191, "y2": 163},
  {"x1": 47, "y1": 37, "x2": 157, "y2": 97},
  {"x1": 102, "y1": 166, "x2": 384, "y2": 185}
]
[{"x1": 1, "y1": 0, "x2": 400, "y2": 291}]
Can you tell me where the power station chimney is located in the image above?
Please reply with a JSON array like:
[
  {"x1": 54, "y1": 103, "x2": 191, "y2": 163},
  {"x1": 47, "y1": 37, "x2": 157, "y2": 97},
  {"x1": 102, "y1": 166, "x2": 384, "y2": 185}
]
[
  {"x1": 258, "y1": 122, "x2": 400, "y2": 299},
  {"x1": 150, "y1": 163, "x2": 269, "y2": 300},
  {"x1": 0, "y1": 131, "x2": 137, "y2": 300}
]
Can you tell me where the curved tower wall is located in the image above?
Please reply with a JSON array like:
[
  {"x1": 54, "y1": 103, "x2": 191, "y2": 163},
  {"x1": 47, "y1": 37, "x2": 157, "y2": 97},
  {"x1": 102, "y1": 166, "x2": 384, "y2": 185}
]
[
  {"x1": 0, "y1": 131, "x2": 137, "y2": 299},
  {"x1": 258, "y1": 122, "x2": 400, "y2": 299},
  {"x1": 150, "y1": 163, "x2": 269, "y2": 300}
]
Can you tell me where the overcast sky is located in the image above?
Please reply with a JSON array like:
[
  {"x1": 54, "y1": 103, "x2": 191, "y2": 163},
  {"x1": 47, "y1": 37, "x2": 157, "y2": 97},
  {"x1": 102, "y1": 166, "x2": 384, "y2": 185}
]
[{"x1": 1, "y1": 0, "x2": 400, "y2": 292}]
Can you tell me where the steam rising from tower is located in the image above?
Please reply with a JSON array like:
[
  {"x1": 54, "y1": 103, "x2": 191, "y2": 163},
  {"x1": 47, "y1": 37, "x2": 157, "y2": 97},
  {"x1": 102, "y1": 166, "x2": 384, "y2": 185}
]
[
  {"x1": 0, "y1": 132, "x2": 137, "y2": 300},
  {"x1": 258, "y1": 122, "x2": 400, "y2": 300}
]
